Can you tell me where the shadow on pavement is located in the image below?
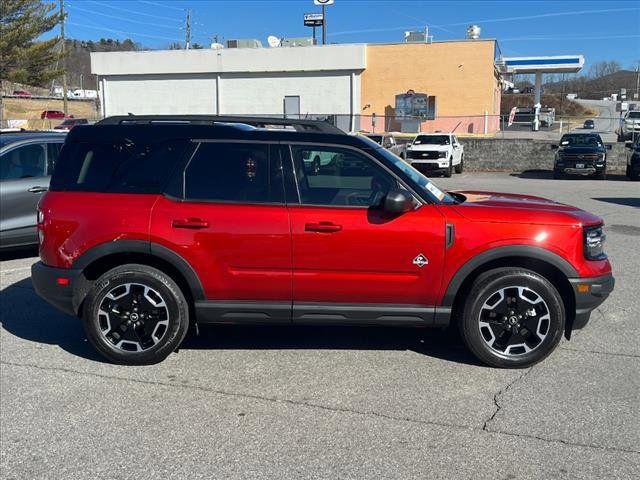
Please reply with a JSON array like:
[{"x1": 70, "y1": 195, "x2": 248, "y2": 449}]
[
  {"x1": 1, "y1": 278, "x2": 480, "y2": 366},
  {"x1": 510, "y1": 170, "x2": 631, "y2": 181},
  {"x1": 0, "y1": 246, "x2": 38, "y2": 261},
  {"x1": 592, "y1": 197, "x2": 640, "y2": 208}
]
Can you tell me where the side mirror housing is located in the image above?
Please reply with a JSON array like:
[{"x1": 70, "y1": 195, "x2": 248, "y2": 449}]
[
  {"x1": 550, "y1": 144, "x2": 558, "y2": 150},
  {"x1": 384, "y1": 190, "x2": 414, "y2": 214}
]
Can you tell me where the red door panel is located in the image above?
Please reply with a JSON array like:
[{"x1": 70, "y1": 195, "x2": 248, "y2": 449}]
[
  {"x1": 150, "y1": 196, "x2": 291, "y2": 301},
  {"x1": 289, "y1": 204, "x2": 445, "y2": 305}
]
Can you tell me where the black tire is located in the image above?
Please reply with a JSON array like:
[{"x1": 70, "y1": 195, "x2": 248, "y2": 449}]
[
  {"x1": 594, "y1": 168, "x2": 606, "y2": 180},
  {"x1": 459, "y1": 268, "x2": 565, "y2": 368},
  {"x1": 82, "y1": 264, "x2": 190, "y2": 365},
  {"x1": 443, "y1": 158, "x2": 453, "y2": 177},
  {"x1": 553, "y1": 170, "x2": 563, "y2": 179},
  {"x1": 454, "y1": 155, "x2": 464, "y2": 174}
]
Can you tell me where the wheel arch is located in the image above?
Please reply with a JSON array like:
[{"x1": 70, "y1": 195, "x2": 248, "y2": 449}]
[
  {"x1": 443, "y1": 246, "x2": 577, "y2": 338},
  {"x1": 71, "y1": 240, "x2": 205, "y2": 315}
]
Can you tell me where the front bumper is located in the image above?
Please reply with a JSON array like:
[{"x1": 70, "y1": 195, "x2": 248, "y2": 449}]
[
  {"x1": 569, "y1": 273, "x2": 615, "y2": 329},
  {"x1": 31, "y1": 261, "x2": 87, "y2": 316}
]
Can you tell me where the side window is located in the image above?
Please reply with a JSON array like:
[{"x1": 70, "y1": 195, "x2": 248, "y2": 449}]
[
  {"x1": 0, "y1": 143, "x2": 47, "y2": 181},
  {"x1": 183, "y1": 142, "x2": 284, "y2": 204},
  {"x1": 47, "y1": 142, "x2": 63, "y2": 174},
  {"x1": 49, "y1": 140, "x2": 188, "y2": 193},
  {"x1": 290, "y1": 145, "x2": 397, "y2": 207}
]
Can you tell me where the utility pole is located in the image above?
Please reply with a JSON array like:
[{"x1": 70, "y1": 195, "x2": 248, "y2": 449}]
[
  {"x1": 636, "y1": 63, "x2": 639, "y2": 100},
  {"x1": 60, "y1": 0, "x2": 68, "y2": 116},
  {"x1": 184, "y1": 9, "x2": 191, "y2": 49},
  {"x1": 322, "y1": 5, "x2": 326, "y2": 45}
]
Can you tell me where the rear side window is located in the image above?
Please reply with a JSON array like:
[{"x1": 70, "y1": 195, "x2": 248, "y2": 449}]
[
  {"x1": 181, "y1": 142, "x2": 284, "y2": 204},
  {"x1": 50, "y1": 140, "x2": 188, "y2": 193},
  {"x1": 0, "y1": 143, "x2": 48, "y2": 180}
]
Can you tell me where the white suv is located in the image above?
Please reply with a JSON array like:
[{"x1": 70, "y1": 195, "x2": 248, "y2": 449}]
[
  {"x1": 620, "y1": 111, "x2": 640, "y2": 140},
  {"x1": 406, "y1": 133, "x2": 464, "y2": 177}
]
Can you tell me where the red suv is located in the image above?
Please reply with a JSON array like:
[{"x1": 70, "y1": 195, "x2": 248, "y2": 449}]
[{"x1": 31, "y1": 116, "x2": 614, "y2": 367}]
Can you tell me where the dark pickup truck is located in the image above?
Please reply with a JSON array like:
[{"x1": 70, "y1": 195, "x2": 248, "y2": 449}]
[{"x1": 552, "y1": 133, "x2": 611, "y2": 180}]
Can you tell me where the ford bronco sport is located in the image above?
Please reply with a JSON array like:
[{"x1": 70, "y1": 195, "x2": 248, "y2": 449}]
[{"x1": 32, "y1": 115, "x2": 614, "y2": 367}]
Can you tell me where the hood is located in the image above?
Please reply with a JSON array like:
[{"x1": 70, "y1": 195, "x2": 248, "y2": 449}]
[
  {"x1": 409, "y1": 144, "x2": 449, "y2": 151},
  {"x1": 558, "y1": 145, "x2": 605, "y2": 153},
  {"x1": 450, "y1": 190, "x2": 602, "y2": 226}
]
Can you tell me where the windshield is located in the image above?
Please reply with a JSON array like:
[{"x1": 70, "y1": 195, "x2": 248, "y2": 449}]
[
  {"x1": 560, "y1": 134, "x2": 602, "y2": 146},
  {"x1": 627, "y1": 112, "x2": 640, "y2": 119},
  {"x1": 413, "y1": 135, "x2": 450, "y2": 145},
  {"x1": 373, "y1": 146, "x2": 457, "y2": 204}
]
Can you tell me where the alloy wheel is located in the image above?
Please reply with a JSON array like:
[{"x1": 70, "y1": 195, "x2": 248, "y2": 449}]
[
  {"x1": 97, "y1": 283, "x2": 170, "y2": 352},
  {"x1": 478, "y1": 285, "x2": 550, "y2": 356}
]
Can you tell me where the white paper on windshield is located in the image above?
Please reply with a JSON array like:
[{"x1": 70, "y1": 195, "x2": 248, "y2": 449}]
[{"x1": 425, "y1": 182, "x2": 446, "y2": 201}]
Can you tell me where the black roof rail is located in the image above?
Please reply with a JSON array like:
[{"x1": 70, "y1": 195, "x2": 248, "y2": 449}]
[{"x1": 95, "y1": 115, "x2": 345, "y2": 134}]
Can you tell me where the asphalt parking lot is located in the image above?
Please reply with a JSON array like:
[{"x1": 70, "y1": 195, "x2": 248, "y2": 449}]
[{"x1": 1, "y1": 172, "x2": 639, "y2": 479}]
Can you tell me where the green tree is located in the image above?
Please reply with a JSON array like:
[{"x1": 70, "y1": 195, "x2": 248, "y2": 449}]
[{"x1": 1, "y1": 0, "x2": 63, "y2": 125}]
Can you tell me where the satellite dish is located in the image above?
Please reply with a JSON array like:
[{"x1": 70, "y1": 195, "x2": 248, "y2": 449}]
[
  {"x1": 267, "y1": 35, "x2": 281, "y2": 48},
  {"x1": 210, "y1": 42, "x2": 224, "y2": 49}
]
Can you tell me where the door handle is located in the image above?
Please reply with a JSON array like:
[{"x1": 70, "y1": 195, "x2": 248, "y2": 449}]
[
  {"x1": 27, "y1": 186, "x2": 48, "y2": 193},
  {"x1": 172, "y1": 218, "x2": 209, "y2": 229},
  {"x1": 305, "y1": 222, "x2": 342, "y2": 233}
]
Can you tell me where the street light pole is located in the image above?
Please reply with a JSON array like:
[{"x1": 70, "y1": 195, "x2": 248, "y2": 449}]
[{"x1": 322, "y1": 5, "x2": 326, "y2": 45}]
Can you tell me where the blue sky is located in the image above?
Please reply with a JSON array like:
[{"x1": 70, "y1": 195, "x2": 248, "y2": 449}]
[{"x1": 53, "y1": 0, "x2": 639, "y2": 69}]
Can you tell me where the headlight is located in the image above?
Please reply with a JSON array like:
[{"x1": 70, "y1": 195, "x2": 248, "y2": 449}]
[
  {"x1": 584, "y1": 225, "x2": 607, "y2": 260},
  {"x1": 438, "y1": 151, "x2": 447, "y2": 158}
]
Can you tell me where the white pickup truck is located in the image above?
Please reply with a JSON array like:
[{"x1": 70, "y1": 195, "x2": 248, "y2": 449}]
[{"x1": 405, "y1": 133, "x2": 464, "y2": 177}]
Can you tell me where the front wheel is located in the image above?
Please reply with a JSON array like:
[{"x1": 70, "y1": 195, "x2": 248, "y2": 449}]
[
  {"x1": 454, "y1": 156, "x2": 464, "y2": 174},
  {"x1": 82, "y1": 264, "x2": 190, "y2": 365},
  {"x1": 459, "y1": 268, "x2": 565, "y2": 368},
  {"x1": 443, "y1": 158, "x2": 453, "y2": 177},
  {"x1": 594, "y1": 168, "x2": 606, "y2": 180}
]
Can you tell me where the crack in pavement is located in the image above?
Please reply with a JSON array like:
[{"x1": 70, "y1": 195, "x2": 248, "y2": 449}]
[
  {"x1": 559, "y1": 346, "x2": 640, "y2": 359},
  {"x1": 482, "y1": 367, "x2": 533, "y2": 432},
  {"x1": 3, "y1": 360, "x2": 638, "y2": 455}
]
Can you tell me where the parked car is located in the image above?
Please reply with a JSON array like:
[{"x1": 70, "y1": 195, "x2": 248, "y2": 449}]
[
  {"x1": 619, "y1": 110, "x2": 640, "y2": 140},
  {"x1": 12, "y1": 90, "x2": 32, "y2": 97},
  {"x1": 41, "y1": 110, "x2": 66, "y2": 120},
  {"x1": 552, "y1": 133, "x2": 611, "y2": 180},
  {"x1": 0, "y1": 131, "x2": 66, "y2": 249},
  {"x1": 363, "y1": 133, "x2": 407, "y2": 159},
  {"x1": 406, "y1": 133, "x2": 463, "y2": 177},
  {"x1": 583, "y1": 119, "x2": 595, "y2": 129},
  {"x1": 32, "y1": 115, "x2": 614, "y2": 368},
  {"x1": 625, "y1": 138, "x2": 640, "y2": 180},
  {"x1": 53, "y1": 118, "x2": 89, "y2": 130}
]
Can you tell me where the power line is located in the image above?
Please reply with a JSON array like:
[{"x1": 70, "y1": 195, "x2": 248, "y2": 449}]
[
  {"x1": 67, "y1": 17, "x2": 183, "y2": 42},
  {"x1": 138, "y1": 0, "x2": 185, "y2": 12},
  {"x1": 68, "y1": 3, "x2": 181, "y2": 30},
  {"x1": 85, "y1": 0, "x2": 182, "y2": 23}
]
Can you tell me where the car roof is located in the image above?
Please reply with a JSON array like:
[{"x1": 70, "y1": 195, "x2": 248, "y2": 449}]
[
  {"x1": 416, "y1": 133, "x2": 452, "y2": 136},
  {"x1": 66, "y1": 123, "x2": 373, "y2": 149},
  {"x1": 0, "y1": 131, "x2": 67, "y2": 148}
]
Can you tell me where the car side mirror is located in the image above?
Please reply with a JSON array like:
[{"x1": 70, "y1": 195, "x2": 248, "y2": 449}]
[
  {"x1": 625, "y1": 143, "x2": 633, "y2": 149},
  {"x1": 605, "y1": 144, "x2": 612, "y2": 150},
  {"x1": 550, "y1": 144, "x2": 558, "y2": 150},
  {"x1": 384, "y1": 190, "x2": 414, "y2": 214}
]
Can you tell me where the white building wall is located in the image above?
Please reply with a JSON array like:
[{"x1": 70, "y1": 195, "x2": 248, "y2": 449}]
[{"x1": 103, "y1": 75, "x2": 217, "y2": 116}]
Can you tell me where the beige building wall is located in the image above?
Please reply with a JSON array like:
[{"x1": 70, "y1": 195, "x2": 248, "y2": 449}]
[{"x1": 361, "y1": 40, "x2": 501, "y2": 133}]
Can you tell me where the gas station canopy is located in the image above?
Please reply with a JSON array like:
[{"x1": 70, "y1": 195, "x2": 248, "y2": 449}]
[{"x1": 496, "y1": 55, "x2": 585, "y2": 74}]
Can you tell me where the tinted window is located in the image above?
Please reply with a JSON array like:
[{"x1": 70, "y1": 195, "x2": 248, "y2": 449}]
[
  {"x1": 0, "y1": 143, "x2": 47, "y2": 180},
  {"x1": 50, "y1": 139, "x2": 188, "y2": 193},
  {"x1": 183, "y1": 142, "x2": 284, "y2": 204},
  {"x1": 560, "y1": 134, "x2": 602, "y2": 146},
  {"x1": 290, "y1": 145, "x2": 396, "y2": 207}
]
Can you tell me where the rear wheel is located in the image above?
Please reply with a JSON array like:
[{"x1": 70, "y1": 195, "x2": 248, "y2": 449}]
[
  {"x1": 82, "y1": 264, "x2": 189, "y2": 365},
  {"x1": 459, "y1": 268, "x2": 565, "y2": 368},
  {"x1": 454, "y1": 155, "x2": 464, "y2": 174}
]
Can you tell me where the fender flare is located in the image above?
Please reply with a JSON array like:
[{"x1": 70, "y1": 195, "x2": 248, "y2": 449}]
[
  {"x1": 72, "y1": 240, "x2": 205, "y2": 301},
  {"x1": 441, "y1": 245, "x2": 578, "y2": 307}
]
